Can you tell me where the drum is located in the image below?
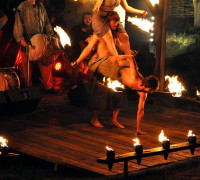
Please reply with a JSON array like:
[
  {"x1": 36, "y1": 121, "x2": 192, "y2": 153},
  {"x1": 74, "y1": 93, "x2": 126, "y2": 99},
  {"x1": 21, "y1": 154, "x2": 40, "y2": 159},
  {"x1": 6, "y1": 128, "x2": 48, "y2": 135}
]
[
  {"x1": 29, "y1": 34, "x2": 61, "y2": 66},
  {"x1": 0, "y1": 68, "x2": 20, "y2": 91}
]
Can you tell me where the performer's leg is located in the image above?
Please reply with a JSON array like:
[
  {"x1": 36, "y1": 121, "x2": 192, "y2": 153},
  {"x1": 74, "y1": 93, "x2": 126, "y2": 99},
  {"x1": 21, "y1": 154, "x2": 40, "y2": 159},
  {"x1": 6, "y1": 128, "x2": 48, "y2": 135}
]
[
  {"x1": 102, "y1": 29, "x2": 118, "y2": 56},
  {"x1": 112, "y1": 108, "x2": 125, "y2": 128},
  {"x1": 38, "y1": 63, "x2": 53, "y2": 90},
  {"x1": 21, "y1": 50, "x2": 33, "y2": 87},
  {"x1": 117, "y1": 32, "x2": 131, "y2": 55},
  {"x1": 91, "y1": 110, "x2": 104, "y2": 128}
]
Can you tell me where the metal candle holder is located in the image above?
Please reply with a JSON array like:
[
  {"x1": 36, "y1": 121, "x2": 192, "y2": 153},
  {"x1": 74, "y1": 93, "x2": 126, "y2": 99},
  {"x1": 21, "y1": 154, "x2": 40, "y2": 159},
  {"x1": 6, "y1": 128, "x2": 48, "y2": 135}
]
[
  {"x1": 0, "y1": 146, "x2": 9, "y2": 156},
  {"x1": 162, "y1": 140, "x2": 170, "y2": 149},
  {"x1": 107, "y1": 149, "x2": 115, "y2": 171},
  {"x1": 188, "y1": 136, "x2": 196, "y2": 144},
  {"x1": 135, "y1": 144, "x2": 143, "y2": 154}
]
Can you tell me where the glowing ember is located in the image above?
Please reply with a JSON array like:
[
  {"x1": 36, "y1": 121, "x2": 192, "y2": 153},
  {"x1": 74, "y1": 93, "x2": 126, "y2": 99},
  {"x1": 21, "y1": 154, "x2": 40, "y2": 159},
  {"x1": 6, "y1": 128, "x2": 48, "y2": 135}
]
[
  {"x1": 127, "y1": 16, "x2": 154, "y2": 32},
  {"x1": 150, "y1": 0, "x2": 159, "y2": 7},
  {"x1": 106, "y1": 146, "x2": 114, "y2": 151},
  {"x1": 159, "y1": 130, "x2": 169, "y2": 142},
  {"x1": 133, "y1": 138, "x2": 140, "y2": 146},
  {"x1": 188, "y1": 130, "x2": 195, "y2": 137},
  {"x1": 0, "y1": 136, "x2": 8, "y2": 147},
  {"x1": 197, "y1": 90, "x2": 200, "y2": 96},
  {"x1": 165, "y1": 75, "x2": 185, "y2": 97},
  {"x1": 55, "y1": 62, "x2": 62, "y2": 71},
  {"x1": 54, "y1": 26, "x2": 71, "y2": 47},
  {"x1": 104, "y1": 78, "x2": 124, "y2": 92}
]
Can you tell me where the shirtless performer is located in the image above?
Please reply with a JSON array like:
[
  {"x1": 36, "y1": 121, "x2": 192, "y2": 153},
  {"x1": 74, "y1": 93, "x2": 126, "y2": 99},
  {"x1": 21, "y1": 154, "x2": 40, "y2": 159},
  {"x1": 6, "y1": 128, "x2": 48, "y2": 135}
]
[{"x1": 72, "y1": 11, "x2": 159, "y2": 134}]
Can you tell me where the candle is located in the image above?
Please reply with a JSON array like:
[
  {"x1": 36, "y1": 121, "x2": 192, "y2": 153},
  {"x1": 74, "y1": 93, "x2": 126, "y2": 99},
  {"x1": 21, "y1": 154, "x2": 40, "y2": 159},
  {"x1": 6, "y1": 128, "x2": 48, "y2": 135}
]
[
  {"x1": 0, "y1": 136, "x2": 9, "y2": 155},
  {"x1": 188, "y1": 130, "x2": 196, "y2": 144},
  {"x1": 106, "y1": 146, "x2": 115, "y2": 160},
  {"x1": 159, "y1": 130, "x2": 170, "y2": 149},
  {"x1": 133, "y1": 138, "x2": 143, "y2": 154}
]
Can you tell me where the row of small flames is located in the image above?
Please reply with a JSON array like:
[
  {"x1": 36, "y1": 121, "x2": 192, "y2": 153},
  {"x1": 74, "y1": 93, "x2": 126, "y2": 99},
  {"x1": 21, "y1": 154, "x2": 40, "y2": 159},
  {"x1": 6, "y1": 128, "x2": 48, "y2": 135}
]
[{"x1": 106, "y1": 130, "x2": 196, "y2": 155}]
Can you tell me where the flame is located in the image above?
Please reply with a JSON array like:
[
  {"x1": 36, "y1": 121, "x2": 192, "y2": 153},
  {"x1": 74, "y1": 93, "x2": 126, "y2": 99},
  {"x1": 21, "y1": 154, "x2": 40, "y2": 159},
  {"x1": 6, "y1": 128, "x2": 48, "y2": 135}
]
[
  {"x1": 197, "y1": 90, "x2": 200, "y2": 96},
  {"x1": 0, "y1": 136, "x2": 8, "y2": 147},
  {"x1": 54, "y1": 26, "x2": 71, "y2": 47},
  {"x1": 165, "y1": 75, "x2": 185, "y2": 97},
  {"x1": 133, "y1": 138, "x2": 140, "y2": 146},
  {"x1": 159, "y1": 130, "x2": 169, "y2": 142},
  {"x1": 127, "y1": 16, "x2": 154, "y2": 33},
  {"x1": 150, "y1": 0, "x2": 159, "y2": 7},
  {"x1": 104, "y1": 78, "x2": 124, "y2": 92},
  {"x1": 106, "y1": 146, "x2": 114, "y2": 151},
  {"x1": 188, "y1": 130, "x2": 195, "y2": 137}
]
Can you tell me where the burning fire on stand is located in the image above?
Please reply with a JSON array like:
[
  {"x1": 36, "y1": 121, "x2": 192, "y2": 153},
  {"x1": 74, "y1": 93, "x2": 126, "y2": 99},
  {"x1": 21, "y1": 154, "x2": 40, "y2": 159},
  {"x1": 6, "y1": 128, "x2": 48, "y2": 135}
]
[
  {"x1": 0, "y1": 136, "x2": 8, "y2": 147},
  {"x1": 165, "y1": 75, "x2": 185, "y2": 97},
  {"x1": 106, "y1": 146, "x2": 114, "y2": 151},
  {"x1": 188, "y1": 130, "x2": 195, "y2": 137},
  {"x1": 159, "y1": 130, "x2": 169, "y2": 142},
  {"x1": 133, "y1": 138, "x2": 140, "y2": 146},
  {"x1": 150, "y1": 0, "x2": 159, "y2": 7},
  {"x1": 54, "y1": 26, "x2": 71, "y2": 48},
  {"x1": 103, "y1": 78, "x2": 124, "y2": 92},
  {"x1": 197, "y1": 90, "x2": 200, "y2": 96},
  {"x1": 127, "y1": 17, "x2": 154, "y2": 33}
]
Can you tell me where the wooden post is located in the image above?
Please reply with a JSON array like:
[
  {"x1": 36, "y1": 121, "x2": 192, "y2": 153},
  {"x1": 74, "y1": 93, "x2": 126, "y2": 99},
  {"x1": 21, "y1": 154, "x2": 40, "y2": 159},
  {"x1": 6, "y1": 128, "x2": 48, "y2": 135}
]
[{"x1": 159, "y1": 0, "x2": 169, "y2": 91}]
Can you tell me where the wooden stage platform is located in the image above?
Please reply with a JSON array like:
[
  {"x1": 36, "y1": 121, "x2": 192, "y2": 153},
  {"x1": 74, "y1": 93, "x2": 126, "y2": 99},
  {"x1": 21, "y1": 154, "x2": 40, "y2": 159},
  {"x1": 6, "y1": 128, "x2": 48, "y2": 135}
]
[{"x1": 1, "y1": 78, "x2": 200, "y2": 176}]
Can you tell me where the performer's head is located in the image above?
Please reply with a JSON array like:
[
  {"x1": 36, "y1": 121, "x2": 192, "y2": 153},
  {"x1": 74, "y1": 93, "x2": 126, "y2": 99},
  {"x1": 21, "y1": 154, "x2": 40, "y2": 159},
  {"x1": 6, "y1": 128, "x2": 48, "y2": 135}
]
[
  {"x1": 107, "y1": 11, "x2": 120, "y2": 31},
  {"x1": 82, "y1": 12, "x2": 92, "y2": 28},
  {"x1": 142, "y1": 75, "x2": 159, "y2": 93}
]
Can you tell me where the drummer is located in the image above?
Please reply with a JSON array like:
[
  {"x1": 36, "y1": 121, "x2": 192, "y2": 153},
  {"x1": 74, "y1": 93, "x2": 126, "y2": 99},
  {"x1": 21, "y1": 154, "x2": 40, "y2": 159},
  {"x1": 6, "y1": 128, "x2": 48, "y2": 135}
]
[{"x1": 13, "y1": 0, "x2": 57, "y2": 94}]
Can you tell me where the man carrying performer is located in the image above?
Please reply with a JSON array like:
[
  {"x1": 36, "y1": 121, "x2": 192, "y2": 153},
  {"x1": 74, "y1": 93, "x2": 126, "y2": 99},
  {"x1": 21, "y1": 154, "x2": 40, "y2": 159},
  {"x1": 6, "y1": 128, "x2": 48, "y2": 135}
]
[
  {"x1": 72, "y1": 11, "x2": 159, "y2": 134},
  {"x1": 13, "y1": 0, "x2": 57, "y2": 93}
]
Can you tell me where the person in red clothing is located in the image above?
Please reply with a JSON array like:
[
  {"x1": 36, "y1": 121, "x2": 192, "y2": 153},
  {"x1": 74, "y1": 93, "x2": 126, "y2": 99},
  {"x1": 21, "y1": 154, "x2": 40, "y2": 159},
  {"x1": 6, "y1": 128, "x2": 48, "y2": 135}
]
[{"x1": 13, "y1": 0, "x2": 56, "y2": 93}]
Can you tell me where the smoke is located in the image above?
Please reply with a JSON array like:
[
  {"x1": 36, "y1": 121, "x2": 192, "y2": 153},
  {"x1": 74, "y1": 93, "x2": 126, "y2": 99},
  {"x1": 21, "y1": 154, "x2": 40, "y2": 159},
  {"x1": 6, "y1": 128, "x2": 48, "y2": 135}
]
[{"x1": 64, "y1": 0, "x2": 95, "y2": 30}]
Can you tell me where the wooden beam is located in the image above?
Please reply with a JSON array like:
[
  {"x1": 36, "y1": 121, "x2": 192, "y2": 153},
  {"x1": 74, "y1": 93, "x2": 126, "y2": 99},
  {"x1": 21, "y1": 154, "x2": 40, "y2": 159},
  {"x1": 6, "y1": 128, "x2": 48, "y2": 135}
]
[{"x1": 159, "y1": 0, "x2": 169, "y2": 91}]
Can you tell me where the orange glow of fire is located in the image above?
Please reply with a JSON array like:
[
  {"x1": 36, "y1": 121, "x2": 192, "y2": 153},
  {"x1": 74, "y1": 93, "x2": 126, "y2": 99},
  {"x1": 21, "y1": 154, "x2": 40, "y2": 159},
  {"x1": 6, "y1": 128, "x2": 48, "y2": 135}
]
[
  {"x1": 55, "y1": 62, "x2": 62, "y2": 71},
  {"x1": 159, "y1": 130, "x2": 169, "y2": 142},
  {"x1": 197, "y1": 90, "x2": 200, "y2": 96},
  {"x1": 103, "y1": 78, "x2": 124, "y2": 92},
  {"x1": 150, "y1": 0, "x2": 159, "y2": 7},
  {"x1": 188, "y1": 130, "x2": 195, "y2": 137},
  {"x1": 54, "y1": 26, "x2": 71, "y2": 47},
  {"x1": 133, "y1": 138, "x2": 140, "y2": 146},
  {"x1": 106, "y1": 146, "x2": 114, "y2": 151},
  {"x1": 127, "y1": 17, "x2": 154, "y2": 32},
  {"x1": 165, "y1": 75, "x2": 185, "y2": 97},
  {"x1": 0, "y1": 136, "x2": 8, "y2": 147}
]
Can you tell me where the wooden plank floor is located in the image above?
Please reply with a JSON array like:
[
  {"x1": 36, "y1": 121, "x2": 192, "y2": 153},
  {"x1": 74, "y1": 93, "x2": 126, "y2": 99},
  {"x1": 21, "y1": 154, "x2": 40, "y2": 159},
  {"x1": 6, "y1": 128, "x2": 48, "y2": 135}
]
[{"x1": 1, "y1": 77, "x2": 200, "y2": 175}]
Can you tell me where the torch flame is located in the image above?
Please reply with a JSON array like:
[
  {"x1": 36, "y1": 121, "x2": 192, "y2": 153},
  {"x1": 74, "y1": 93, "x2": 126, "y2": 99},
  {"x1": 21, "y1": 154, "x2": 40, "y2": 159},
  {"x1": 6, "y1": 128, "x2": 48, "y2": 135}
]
[
  {"x1": 54, "y1": 26, "x2": 71, "y2": 47},
  {"x1": 188, "y1": 130, "x2": 195, "y2": 137},
  {"x1": 106, "y1": 146, "x2": 114, "y2": 151},
  {"x1": 133, "y1": 138, "x2": 140, "y2": 146},
  {"x1": 0, "y1": 136, "x2": 8, "y2": 147},
  {"x1": 159, "y1": 130, "x2": 168, "y2": 142},
  {"x1": 150, "y1": 0, "x2": 159, "y2": 7},
  {"x1": 165, "y1": 75, "x2": 185, "y2": 97},
  {"x1": 104, "y1": 78, "x2": 124, "y2": 92},
  {"x1": 197, "y1": 90, "x2": 200, "y2": 96},
  {"x1": 127, "y1": 16, "x2": 154, "y2": 33}
]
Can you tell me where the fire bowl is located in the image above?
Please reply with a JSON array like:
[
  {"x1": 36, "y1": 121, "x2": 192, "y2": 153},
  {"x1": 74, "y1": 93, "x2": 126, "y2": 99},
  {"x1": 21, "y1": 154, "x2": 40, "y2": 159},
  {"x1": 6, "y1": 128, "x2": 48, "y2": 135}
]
[
  {"x1": 162, "y1": 140, "x2": 170, "y2": 149},
  {"x1": 135, "y1": 145, "x2": 143, "y2": 154},
  {"x1": 188, "y1": 136, "x2": 196, "y2": 144}
]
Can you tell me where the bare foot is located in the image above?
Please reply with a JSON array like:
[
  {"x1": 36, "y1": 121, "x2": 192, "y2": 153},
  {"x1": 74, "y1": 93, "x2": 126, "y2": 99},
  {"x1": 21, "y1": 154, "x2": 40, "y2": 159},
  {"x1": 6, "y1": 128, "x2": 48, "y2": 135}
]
[
  {"x1": 91, "y1": 119, "x2": 104, "y2": 128},
  {"x1": 112, "y1": 121, "x2": 125, "y2": 129},
  {"x1": 136, "y1": 130, "x2": 147, "y2": 135}
]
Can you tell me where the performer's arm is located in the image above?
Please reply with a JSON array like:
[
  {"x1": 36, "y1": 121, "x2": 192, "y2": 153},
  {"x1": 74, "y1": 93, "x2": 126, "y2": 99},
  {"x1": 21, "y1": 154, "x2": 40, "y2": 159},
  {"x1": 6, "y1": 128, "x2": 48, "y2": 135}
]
[
  {"x1": 136, "y1": 92, "x2": 147, "y2": 133},
  {"x1": 120, "y1": 0, "x2": 148, "y2": 16},
  {"x1": 93, "y1": 0, "x2": 103, "y2": 13},
  {"x1": 72, "y1": 35, "x2": 99, "y2": 67}
]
